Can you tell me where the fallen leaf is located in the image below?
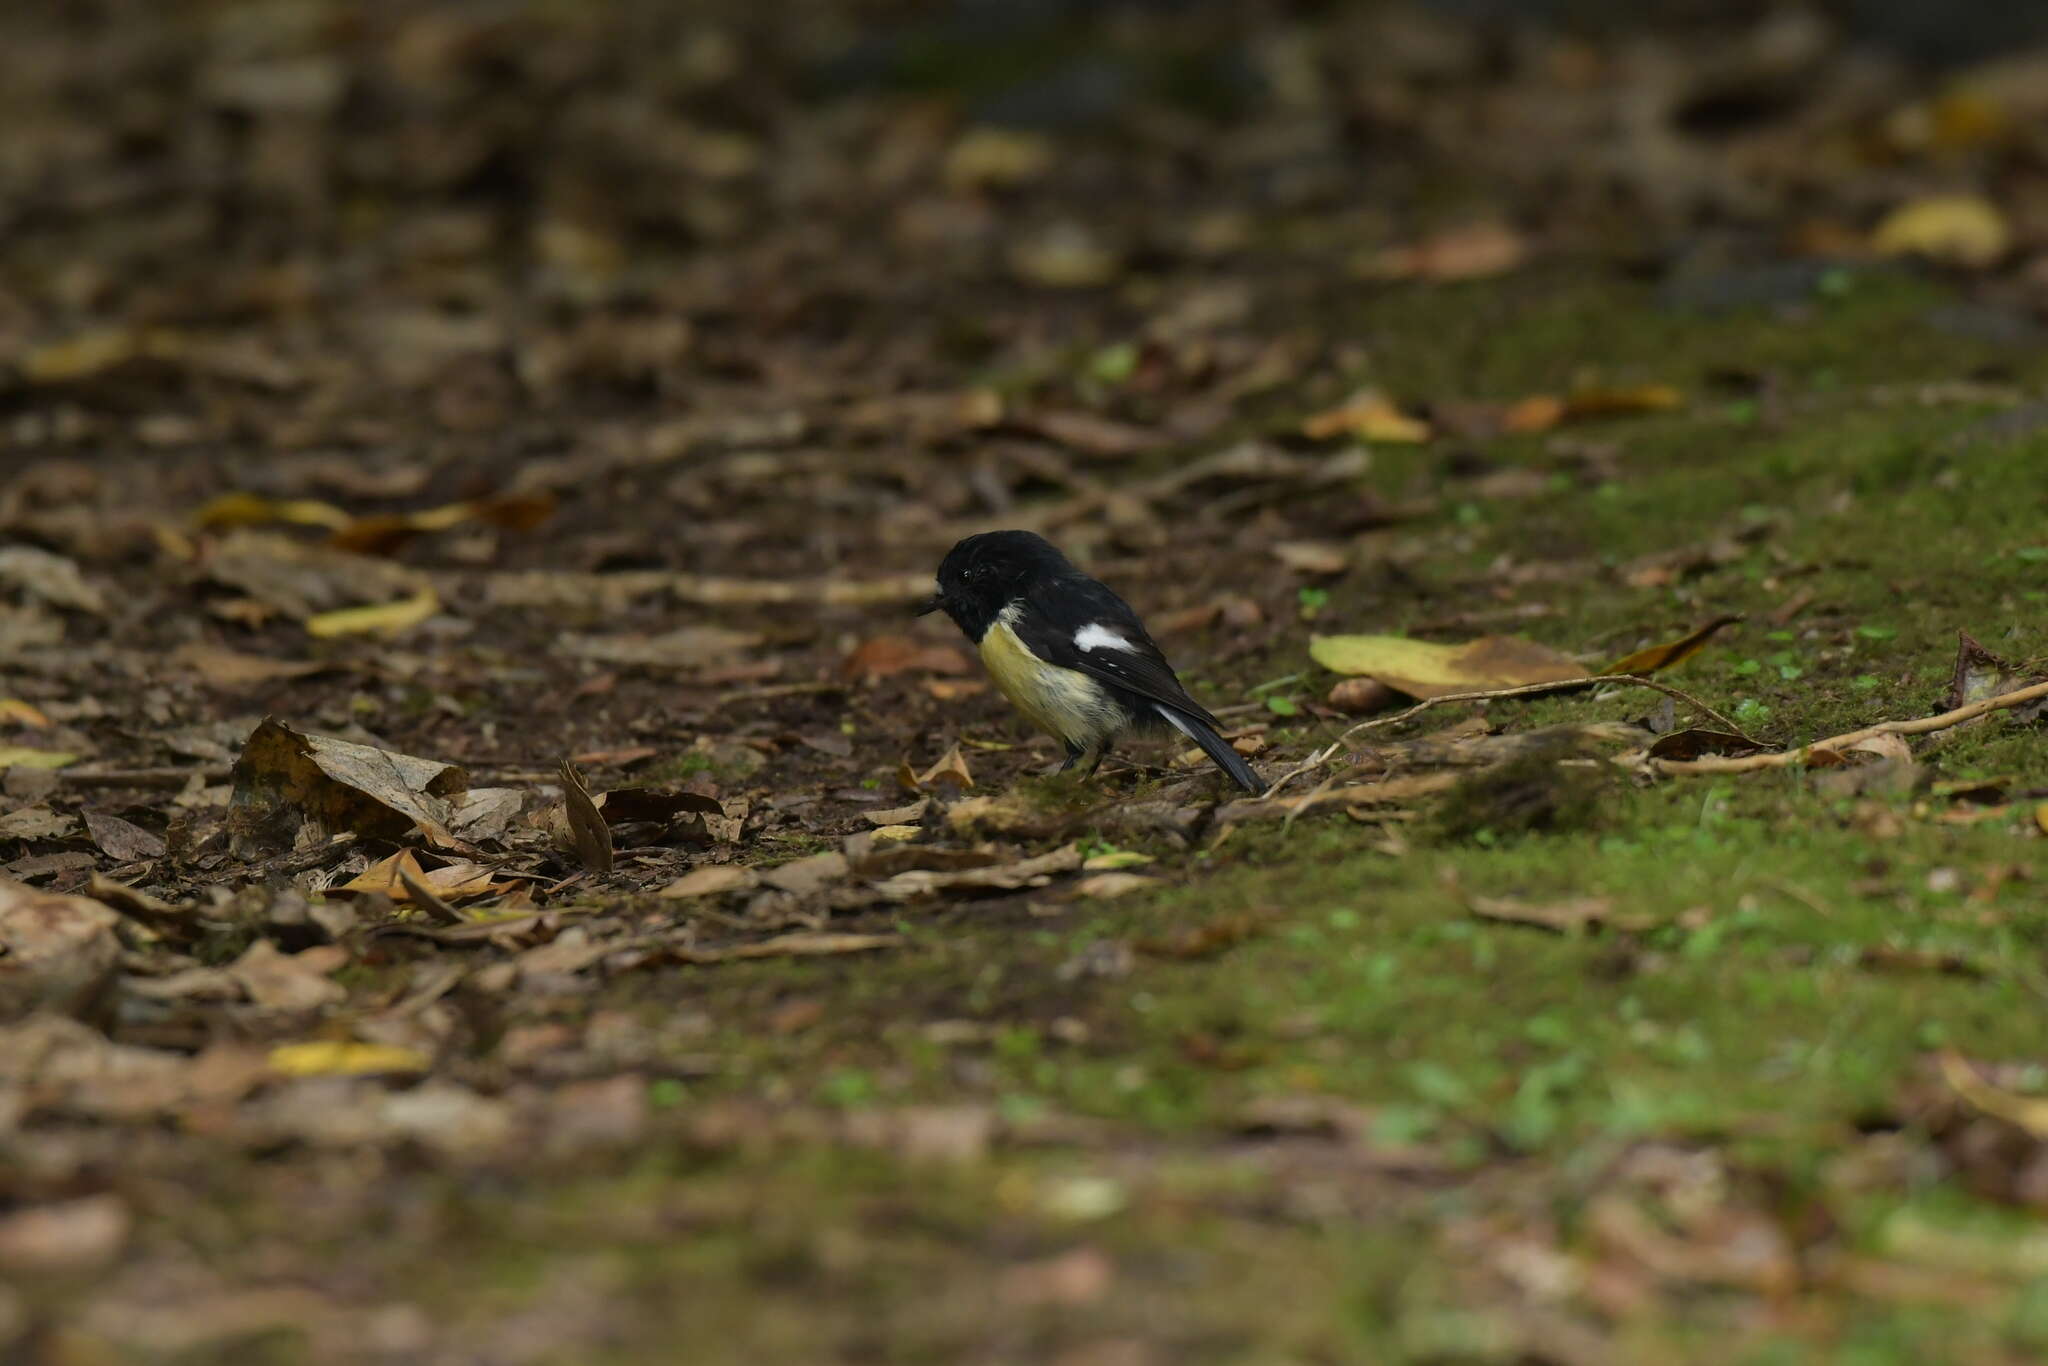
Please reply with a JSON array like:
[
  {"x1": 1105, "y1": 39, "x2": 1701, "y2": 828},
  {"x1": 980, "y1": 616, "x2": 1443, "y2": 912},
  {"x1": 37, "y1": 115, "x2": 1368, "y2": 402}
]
[
  {"x1": 82, "y1": 810, "x2": 167, "y2": 862},
  {"x1": 1469, "y1": 894, "x2": 1650, "y2": 934},
  {"x1": 1501, "y1": 394, "x2": 1568, "y2": 433},
  {"x1": 863, "y1": 799, "x2": 930, "y2": 827},
  {"x1": 192, "y1": 491, "x2": 352, "y2": 531},
  {"x1": 303, "y1": 585, "x2": 440, "y2": 638},
  {"x1": 658, "y1": 865, "x2": 760, "y2": 899},
  {"x1": 1300, "y1": 389, "x2": 1431, "y2": 443},
  {"x1": 1082, "y1": 849, "x2": 1152, "y2": 870},
  {"x1": 171, "y1": 644, "x2": 331, "y2": 690},
  {"x1": 870, "y1": 844, "x2": 1081, "y2": 900},
  {"x1": 0, "y1": 699, "x2": 52, "y2": 728},
  {"x1": 943, "y1": 125, "x2": 1053, "y2": 190},
  {"x1": 1603, "y1": 615, "x2": 1742, "y2": 675},
  {"x1": 1072, "y1": 872, "x2": 1157, "y2": 899},
  {"x1": 0, "y1": 546, "x2": 107, "y2": 614},
  {"x1": 0, "y1": 1195, "x2": 131, "y2": 1274},
  {"x1": 0, "y1": 746, "x2": 79, "y2": 770},
  {"x1": 844, "y1": 636, "x2": 973, "y2": 681},
  {"x1": 1270, "y1": 541, "x2": 1351, "y2": 575},
  {"x1": 1646, "y1": 730, "x2": 1771, "y2": 761},
  {"x1": 2037, "y1": 802, "x2": 2048, "y2": 837},
  {"x1": 1360, "y1": 221, "x2": 1528, "y2": 281},
  {"x1": 0, "y1": 876, "x2": 121, "y2": 1020},
  {"x1": 336, "y1": 849, "x2": 428, "y2": 897},
  {"x1": 1327, "y1": 678, "x2": 1402, "y2": 714},
  {"x1": 556, "y1": 760, "x2": 613, "y2": 875},
  {"x1": 1873, "y1": 195, "x2": 2011, "y2": 268},
  {"x1": 915, "y1": 743, "x2": 975, "y2": 791},
  {"x1": 1016, "y1": 408, "x2": 1161, "y2": 459},
  {"x1": 228, "y1": 940, "x2": 347, "y2": 1010},
  {"x1": 1946, "y1": 630, "x2": 2045, "y2": 712},
  {"x1": 446, "y1": 787, "x2": 528, "y2": 843},
  {"x1": 0, "y1": 806, "x2": 76, "y2": 840},
  {"x1": 267, "y1": 1040, "x2": 429, "y2": 1077},
  {"x1": 671, "y1": 932, "x2": 895, "y2": 964},
  {"x1": 559, "y1": 626, "x2": 764, "y2": 671},
  {"x1": 1561, "y1": 384, "x2": 1684, "y2": 419},
  {"x1": 760, "y1": 851, "x2": 849, "y2": 895},
  {"x1": 1940, "y1": 1050, "x2": 2048, "y2": 1138},
  {"x1": 226, "y1": 719, "x2": 470, "y2": 854},
  {"x1": 1309, "y1": 633, "x2": 1583, "y2": 698}
]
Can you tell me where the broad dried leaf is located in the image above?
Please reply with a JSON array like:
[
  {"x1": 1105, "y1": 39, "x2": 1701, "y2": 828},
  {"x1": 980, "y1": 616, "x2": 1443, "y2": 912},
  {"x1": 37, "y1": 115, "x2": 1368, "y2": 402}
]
[
  {"x1": 0, "y1": 698, "x2": 52, "y2": 728},
  {"x1": 336, "y1": 849, "x2": 428, "y2": 897},
  {"x1": 0, "y1": 876, "x2": 121, "y2": 1020},
  {"x1": 1603, "y1": 615, "x2": 1742, "y2": 675},
  {"x1": 1360, "y1": 221, "x2": 1528, "y2": 281},
  {"x1": 83, "y1": 810, "x2": 167, "y2": 862},
  {"x1": 227, "y1": 719, "x2": 469, "y2": 854},
  {"x1": 556, "y1": 760, "x2": 613, "y2": 875},
  {"x1": 171, "y1": 644, "x2": 330, "y2": 690},
  {"x1": 303, "y1": 585, "x2": 439, "y2": 638},
  {"x1": 1469, "y1": 894, "x2": 1650, "y2": 934},
  {"x1": 843, "y1": 635, "x2": 973, "y2": 681},
  {"x1": 0, "y1": 806, "x2": 76, "y2": 840},
  {"x1": 1873, "y1": 195, "x2": 2011, "y2": 267},
  {"x1": 446, "y1": 787, "x2": 527, "y2": 842},
  {"x1": 0, "y1": 546, "x2": 107, "y2": 614},
  {"x1": 1562, "y1": 384, "x2": 1684, "y2": 419},
  {"x1": 1946, "y1": 630, "x2": 2044, "y2": 711},
  {"x1": 1072, "y1": 872, "x2": 1157, "y2": 899},
  {"x1": 658, "y1": 865, "x2": 760, "y2": 899},
  {"x1": 192, "y1": 492, "x2": 352, "y2": 531},
  {"x1": 559, "y1": 626, "x2": 764, "y2": 671},
  {"x1": 1940, "y1": 1051, "x2": 2048, "y2": 1138},
  {"x1": 915, "y1": 744, "x2": 975, "y2": 791},
  {"x1": 1646, "y1": 730, "x2": 1771, "y2": 761},
  {"x1": 1270, "y1": 541, "x2": 1351, "y2": 575},
  {"x1": 1309, "y1": 633, "x2": 1582, "y2": 698},
  {"x1": 268, "y1": 1040, "x2": 429, "y2": 1077},
  {"x1": 870, "y1": 844, "x2": 1081, "y2": 901},
  {"x1": 1300, "y1": 389, "x2": 1431, "y2": 443},
  {"x1": 228, "y1": 941, "x2": 347, "y2": 1010},
  {"x1": 760, "y1": 851, "x2": 849, "y2": 895}
]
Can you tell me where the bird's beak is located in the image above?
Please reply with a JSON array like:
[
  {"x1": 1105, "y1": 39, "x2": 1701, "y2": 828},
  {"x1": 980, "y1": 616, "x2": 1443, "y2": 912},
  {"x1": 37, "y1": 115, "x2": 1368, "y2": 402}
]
[{"x1": 913, "y1": 593, "x2": 944, "y2": 617}]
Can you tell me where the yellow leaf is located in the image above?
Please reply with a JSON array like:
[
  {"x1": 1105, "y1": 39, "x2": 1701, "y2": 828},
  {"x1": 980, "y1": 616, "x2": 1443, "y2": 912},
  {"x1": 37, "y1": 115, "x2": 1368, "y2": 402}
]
[
  {"x1": 0, "y1": 745, "x2": 78, "y2": 769},
  {"x1": 305, "y1": 586, "x2": 439, "y2": 638},
  {"x1": 1300, "y1": 389, "x2": 1431, "y2": 443},
  {"x1": 1082, "y1": 849, "x2": 1153, "y2": 871},
  {"x1": 2037, "y1": 802, "x2": 2048, "y2": 837},
  {"x1": 0, "y1": 699, "x2": 52, "y2": 728},
  {"x1": 1940, "y1": 1050, "x2": 2048, "y2": 1138},
  {"x1": 1308, "y1": 634, "x2": 1582, "y2": 698},
  {"x1": 1872, "y1": 195, "x2": 2011, "y2": 268},
  {"x1": 268, "y1": 1041, "x2": 429, "y2": 1077},
  {"x1": 192, "y1": 491, "x2": 353, "y2": 531},
  {"x1": 21, "y1": 327, "x2": 142, "y2": 382},
  {"x1": 1603, "y1": 615, "x2": 1743, "y2": 676},
  {"x1": 336, "y1": 849, "x2": 428, "y2": 898},
  {"x1": 1563, "y1": 384, "x2": 1684, "y2": 419}
]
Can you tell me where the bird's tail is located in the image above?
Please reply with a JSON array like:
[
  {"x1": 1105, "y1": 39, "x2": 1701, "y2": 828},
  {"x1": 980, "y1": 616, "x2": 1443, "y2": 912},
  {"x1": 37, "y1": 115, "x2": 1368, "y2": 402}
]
[{"x1": 1156, "y1": 705, "x2": 1265, "y2": 794}]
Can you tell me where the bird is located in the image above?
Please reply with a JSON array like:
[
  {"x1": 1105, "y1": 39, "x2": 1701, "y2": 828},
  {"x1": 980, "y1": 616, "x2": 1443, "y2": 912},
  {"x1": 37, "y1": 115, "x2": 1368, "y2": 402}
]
[{"x1": 918, "y1": 530, "x2": 1265, "y2": 793}]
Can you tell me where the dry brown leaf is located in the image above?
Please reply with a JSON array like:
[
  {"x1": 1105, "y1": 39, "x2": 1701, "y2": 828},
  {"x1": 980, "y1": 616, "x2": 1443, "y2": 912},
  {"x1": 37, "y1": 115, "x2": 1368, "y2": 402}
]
[
  {"x1": 870, "y1": 844, "x2": 1081, "y2": 900},
  {"x1": 82, "y1": 810, "x2": 166, "y2": 862},
  {"x1": 0, "y1": 698, "x2": 52, "y2": 728},
  {"x1": 658, "y1": 865, "x2": 760, "y2": 899},
  {"x1": 0, "y1": 877, "x2": 121, "y2": 1021},
  {"x1": 1360, "y1": 221, "x2": 1528, "y2": 281},
  {"x1": 1469, "y1": 894, "x2": 1651, "y2": 934},
  {"x1": 1300, "y1": 389, "x2": 1431, "y2": 443},
  {"x1": 760, "y1": 851, "x2": 849, "y2": 895},
  {"x1": 171, "y1": 644, "x2": 331, "y2": 690},
  {"x1": 1563, "y1": 384, "x2": 1684, "y2": 419},
  {"x1": 1072, "y1": 872, "x2": 1157, "y2": 899},
  {"x1": 0, "y1": 806, "x2": 76, "y2": 840},
  {"x1": 915, "y1": 743, "x2": 975, "y2": 791},
  {"x1": 1603, "y1": 615, "x2": 1742, "y2": 676},
  {"x1": 1501, "y1": 394, "x2": 1568, "y2": 433},
  {"x1": 226, "y1": 940, "x2": 347, "y2": 1011},
  {"x1": 556, "y1": 760, "x2": 613, "y2": 875},
  {"x1": 1646, "y1": 730, "x2": 1771, "y2": 761},
  {"x1": 672, "y1": 932, "x2": 895, "y2": 964},
  {"x1": 227, "y1": 720, "x2": 469, "y2": 854},
  {"x1": 844, "y1": 635, "x2": 973, "y2": 681},
  {"x1": 0, "y1": 546, "x2": 108, "y2": 615},
  {"x1": 863, "y1": 798, "x2": 930, "y2": 827},
  {"x1": 1270, "y1": 541, "x2": 1351, "y2": 575},
  {"x1": 0, "y1": 1194, "x2": 132, "y2": 1275}
]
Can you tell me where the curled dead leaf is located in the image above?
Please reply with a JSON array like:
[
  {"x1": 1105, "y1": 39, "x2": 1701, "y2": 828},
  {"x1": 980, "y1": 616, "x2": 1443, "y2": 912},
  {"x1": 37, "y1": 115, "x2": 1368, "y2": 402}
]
[
  {"x1": 1300, "y1": 389, "x2": 1430, "y2": 444},
  {"x1": 1309, "y1": 633, "x2": 1583, "y2": 699},
  {"x1": 1602, "y1": 615, "x2": 1742, "y2": 676},
  {"x1": 226, "y1": 719, "x2": 470, "y2": 855}
]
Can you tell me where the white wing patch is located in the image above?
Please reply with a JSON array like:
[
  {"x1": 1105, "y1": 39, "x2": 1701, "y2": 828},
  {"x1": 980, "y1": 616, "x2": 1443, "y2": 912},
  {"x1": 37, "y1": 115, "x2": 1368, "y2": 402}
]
[
  {"x1": 1155, "y1": 705, "x2": 1202, "y2": 743},
  {"x1": 1074, "y1": 623, "x2": 1134, "y2": 653}
]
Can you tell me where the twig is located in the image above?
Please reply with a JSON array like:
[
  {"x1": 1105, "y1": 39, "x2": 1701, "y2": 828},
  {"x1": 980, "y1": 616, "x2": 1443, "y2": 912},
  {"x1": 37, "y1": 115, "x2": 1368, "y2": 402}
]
[
  {"x1": 1256, "y1": 674, "x2": 1748, "y2": 803},
  {"x1": 1652, "y1": 679, "x2": 2048, "y2": 775}
]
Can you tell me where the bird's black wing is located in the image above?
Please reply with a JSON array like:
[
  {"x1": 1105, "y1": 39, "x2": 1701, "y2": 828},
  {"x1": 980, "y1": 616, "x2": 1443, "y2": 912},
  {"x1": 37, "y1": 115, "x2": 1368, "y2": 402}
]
[{"x1": 1010, "y1": 574, "x2": 1219, "y2": 727}]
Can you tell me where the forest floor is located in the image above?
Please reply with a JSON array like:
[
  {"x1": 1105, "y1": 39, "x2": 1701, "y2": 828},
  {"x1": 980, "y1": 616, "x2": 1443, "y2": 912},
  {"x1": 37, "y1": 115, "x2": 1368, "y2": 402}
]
[{"x1": 6, "y1": 3, "x2": 2048, "y2": 1362}]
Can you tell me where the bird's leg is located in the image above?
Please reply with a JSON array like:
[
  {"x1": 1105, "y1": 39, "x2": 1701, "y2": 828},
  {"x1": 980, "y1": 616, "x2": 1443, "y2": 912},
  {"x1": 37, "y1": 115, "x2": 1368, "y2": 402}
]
[
  {"x1": 1055, "y1": 741, "x2": 1088, "y2": 775},
  {"x1": 1082, "y1": 743, "x2": 1112, "y2": 780}
]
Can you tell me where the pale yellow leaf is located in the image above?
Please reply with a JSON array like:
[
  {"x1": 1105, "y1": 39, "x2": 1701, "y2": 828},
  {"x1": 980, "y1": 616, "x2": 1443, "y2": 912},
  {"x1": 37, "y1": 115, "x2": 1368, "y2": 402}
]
[
  {"x1": 268, "y1": 1041, "x2": 429, "y2": 1077},
  {"x1": 304, "y1": 586, "x2": 439, "y2": 638}
]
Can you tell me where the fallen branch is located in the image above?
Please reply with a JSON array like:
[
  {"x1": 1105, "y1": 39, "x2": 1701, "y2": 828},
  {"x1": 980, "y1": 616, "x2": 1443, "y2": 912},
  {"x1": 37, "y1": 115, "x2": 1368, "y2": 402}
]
[
  {"x1": 1258, "y1": 675, "x2": 1746, "y2": 802},
  {"x1": 1651, "y1": 679, "x2": 2048, "y2": 775}
]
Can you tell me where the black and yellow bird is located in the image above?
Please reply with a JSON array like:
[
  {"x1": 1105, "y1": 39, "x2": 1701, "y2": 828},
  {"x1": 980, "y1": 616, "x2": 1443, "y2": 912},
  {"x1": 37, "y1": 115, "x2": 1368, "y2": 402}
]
[{"x1": 919, "y1": 530, "x2": 1265, "y2": 793}]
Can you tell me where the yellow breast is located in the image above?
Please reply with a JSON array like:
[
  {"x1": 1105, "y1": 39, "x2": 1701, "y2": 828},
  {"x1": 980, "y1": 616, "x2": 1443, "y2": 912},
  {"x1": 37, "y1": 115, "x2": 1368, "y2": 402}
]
[{"x1": 979, "y1": 614, "x2": 1124, "y2": 748}]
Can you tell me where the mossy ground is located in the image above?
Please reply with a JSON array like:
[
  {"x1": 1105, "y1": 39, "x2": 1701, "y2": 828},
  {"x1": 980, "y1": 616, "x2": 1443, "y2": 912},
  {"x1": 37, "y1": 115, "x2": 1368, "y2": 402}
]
[{"x1": 156, "y1": 266, "x2": 2048, "y2": 1364}]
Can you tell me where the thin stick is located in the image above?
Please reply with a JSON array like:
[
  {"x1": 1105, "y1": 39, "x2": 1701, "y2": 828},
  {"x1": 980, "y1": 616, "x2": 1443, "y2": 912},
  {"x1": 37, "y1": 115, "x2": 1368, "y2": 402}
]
[
  {"x1": 1256, "y1": 674, "x2": 1748, "y2": 803},
  {"x1": 1653, "y1": 679, "x2": 2048, "y2": 775}
]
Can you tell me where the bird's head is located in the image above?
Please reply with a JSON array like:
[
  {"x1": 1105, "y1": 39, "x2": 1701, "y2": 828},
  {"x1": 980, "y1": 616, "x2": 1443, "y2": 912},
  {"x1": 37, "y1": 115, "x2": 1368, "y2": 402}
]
[{"x1": 917, "y1": 529, "x2": 1071, "y2": 639}]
